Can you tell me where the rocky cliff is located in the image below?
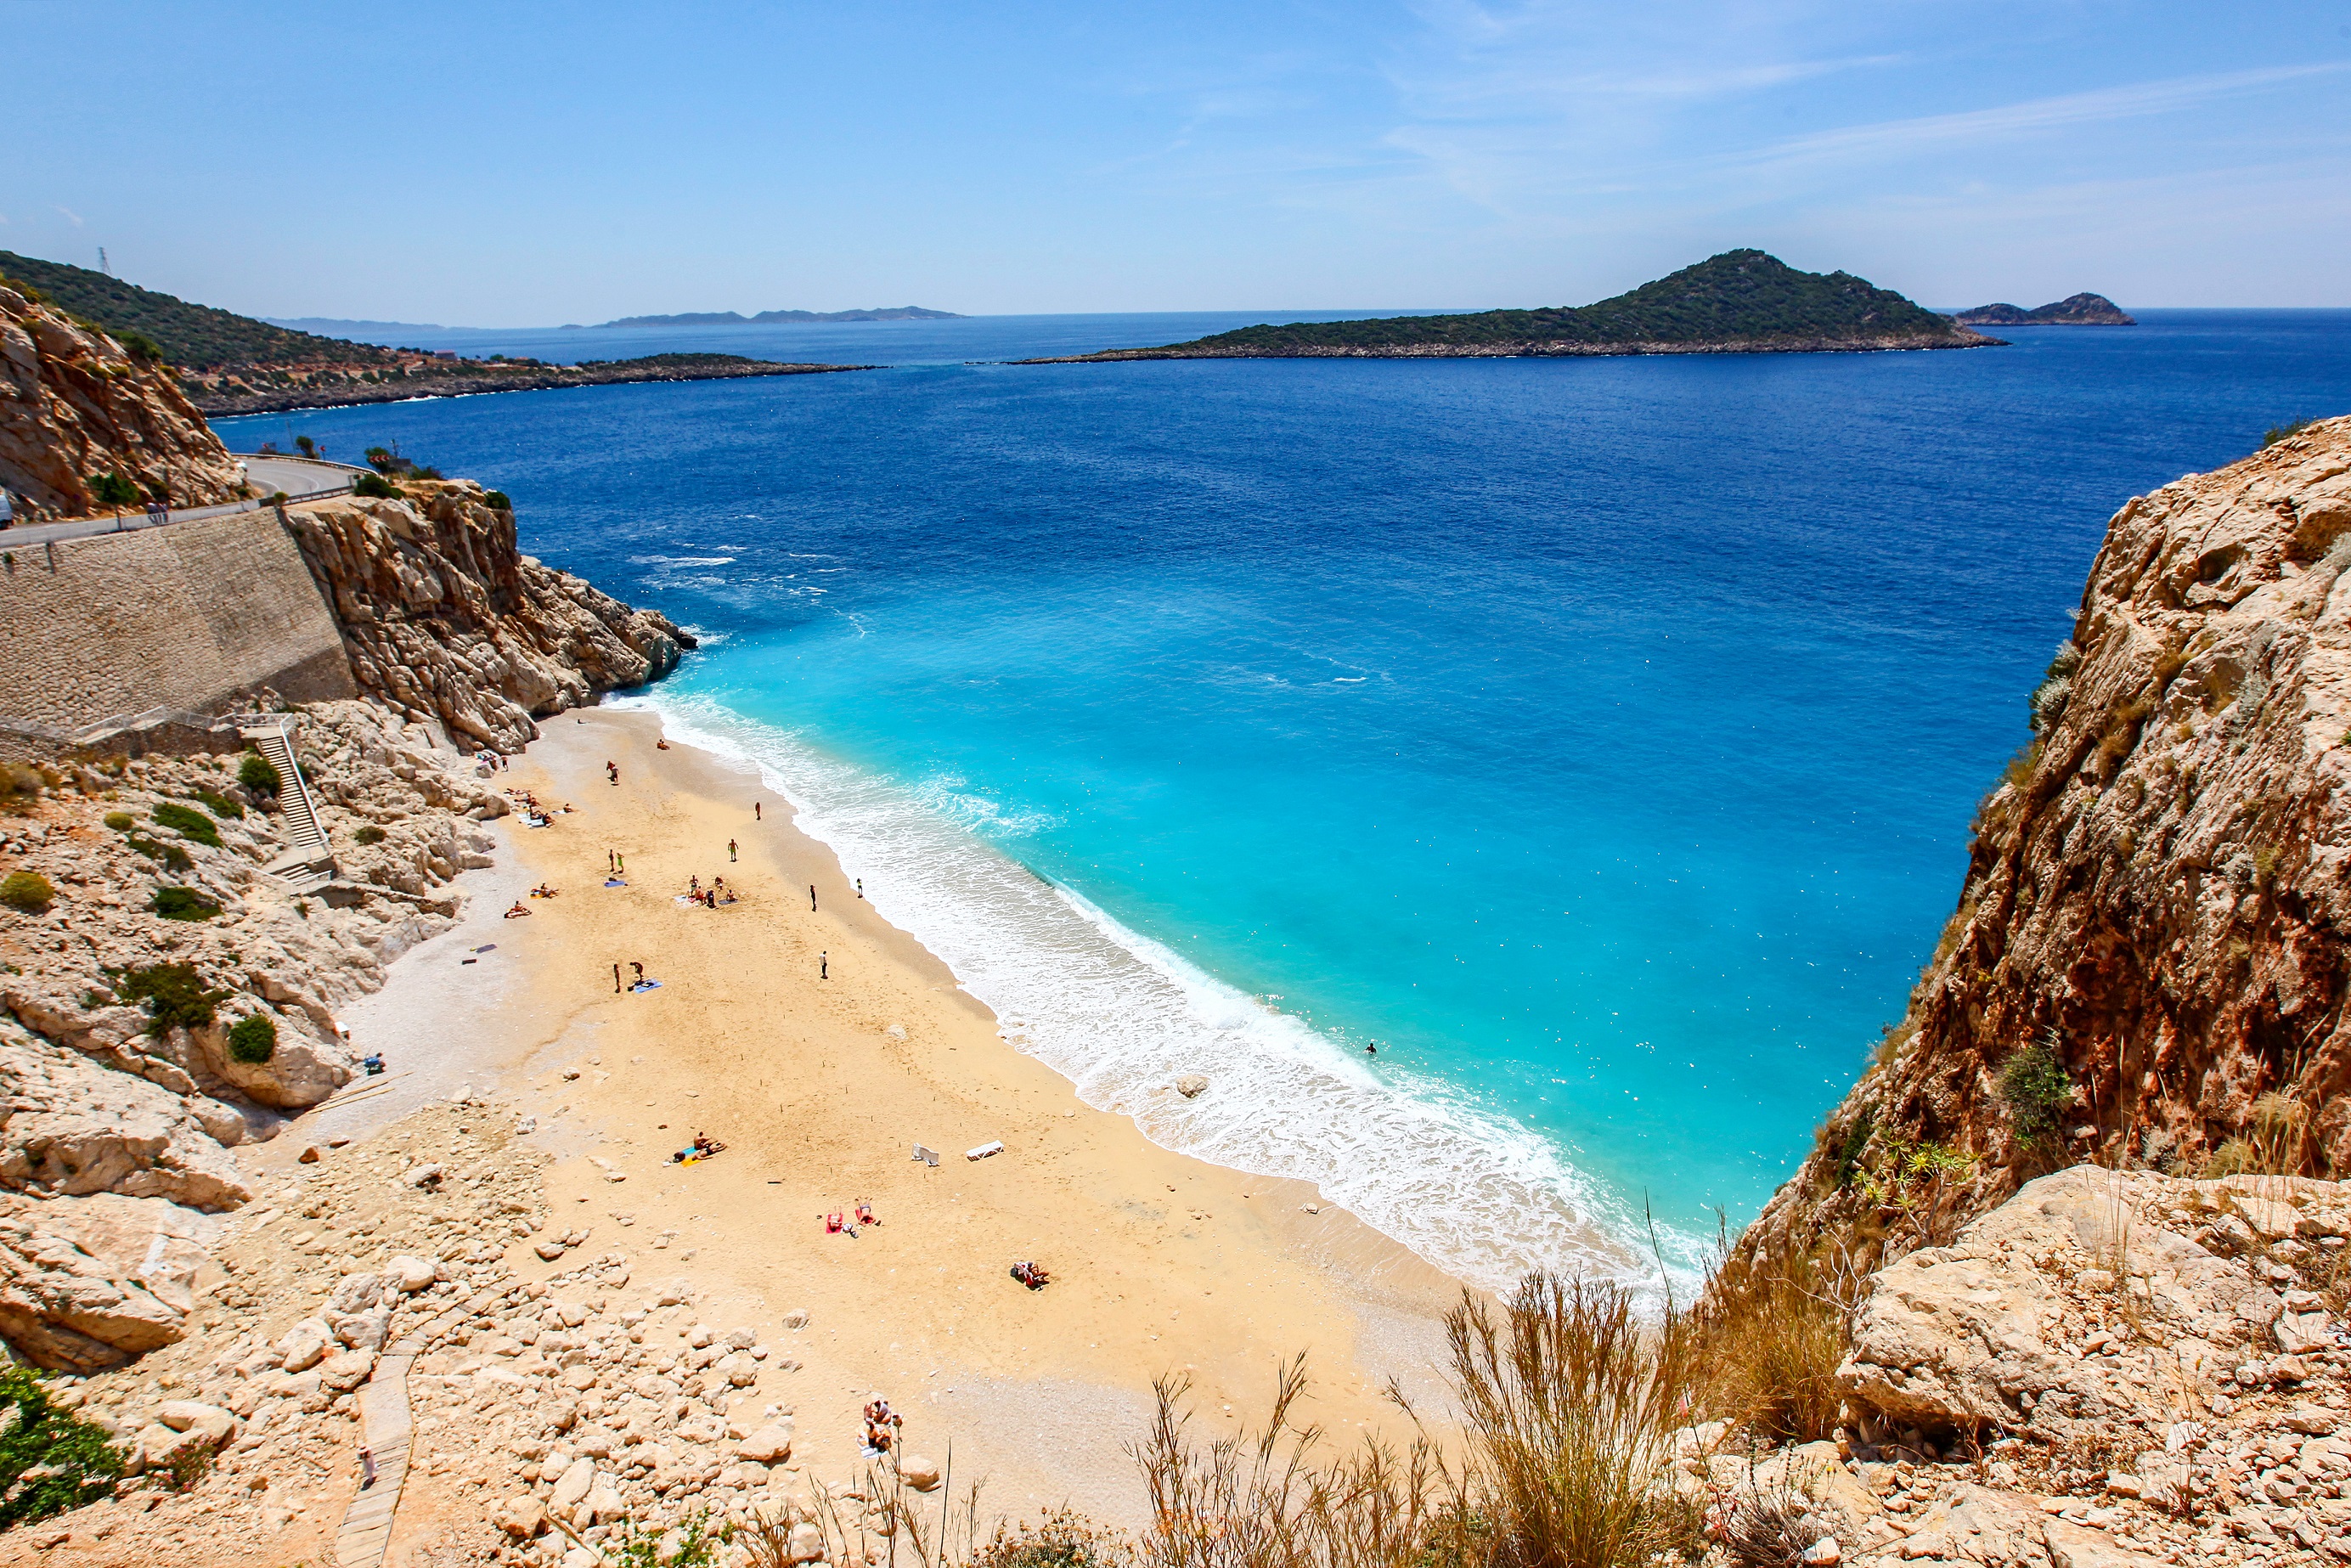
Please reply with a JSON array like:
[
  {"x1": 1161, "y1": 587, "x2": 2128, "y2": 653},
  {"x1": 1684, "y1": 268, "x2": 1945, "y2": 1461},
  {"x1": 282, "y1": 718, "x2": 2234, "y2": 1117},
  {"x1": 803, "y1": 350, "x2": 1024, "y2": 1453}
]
[
  {"x1": 279, "y1": 482, "x2": 696, "y2": 753},
  {"x1": 0, "y1": 280, "x2": 247, "y2": 522},
  {"x1": 1744, "y1": 415, "x2": 2351, "y2": 1270}
]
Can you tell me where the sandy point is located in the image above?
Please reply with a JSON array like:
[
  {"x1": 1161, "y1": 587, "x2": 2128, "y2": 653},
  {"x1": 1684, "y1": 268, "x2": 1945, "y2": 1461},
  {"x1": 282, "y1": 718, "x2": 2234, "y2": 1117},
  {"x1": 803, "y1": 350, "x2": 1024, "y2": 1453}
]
[{"x1": 282, "y1": 704, "x2": 1464, "y2": 1525}]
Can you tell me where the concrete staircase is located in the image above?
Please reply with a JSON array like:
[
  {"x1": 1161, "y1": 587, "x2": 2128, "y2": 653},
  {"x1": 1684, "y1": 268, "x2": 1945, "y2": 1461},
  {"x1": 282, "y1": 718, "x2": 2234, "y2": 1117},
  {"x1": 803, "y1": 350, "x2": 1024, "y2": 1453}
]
[{"x1": 238, "y1": 717, "x2": 335, "y2": 891}]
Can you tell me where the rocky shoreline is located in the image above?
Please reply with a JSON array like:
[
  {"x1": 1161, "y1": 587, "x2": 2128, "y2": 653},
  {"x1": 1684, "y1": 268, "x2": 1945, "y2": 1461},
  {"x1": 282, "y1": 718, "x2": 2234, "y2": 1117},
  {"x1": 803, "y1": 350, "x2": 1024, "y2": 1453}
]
[
  {"x1": 183, "y1": 357, "x2": 871, "y2": 418},
  {"x1": 1018, "y1": 331, "x2": 2005, "y2": 364}
]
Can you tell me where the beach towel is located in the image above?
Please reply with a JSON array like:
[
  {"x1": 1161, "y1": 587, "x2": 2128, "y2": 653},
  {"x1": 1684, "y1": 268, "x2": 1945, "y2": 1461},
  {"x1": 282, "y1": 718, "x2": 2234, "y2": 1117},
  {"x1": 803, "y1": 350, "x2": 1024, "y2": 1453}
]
[
  {"x1": 631, "y1": 979, "x2": 662, "y2": 992},
  {"x1": 605, "y1": 878, "x2": 627, "y2": 888}
]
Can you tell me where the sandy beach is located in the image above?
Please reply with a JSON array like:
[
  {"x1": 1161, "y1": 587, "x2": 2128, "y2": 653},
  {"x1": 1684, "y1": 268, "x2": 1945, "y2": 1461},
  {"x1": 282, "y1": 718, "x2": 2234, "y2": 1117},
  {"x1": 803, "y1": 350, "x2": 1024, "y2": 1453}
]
[{"x1": 267, "y1": 706, "x2": 1463, "y2": 1526}]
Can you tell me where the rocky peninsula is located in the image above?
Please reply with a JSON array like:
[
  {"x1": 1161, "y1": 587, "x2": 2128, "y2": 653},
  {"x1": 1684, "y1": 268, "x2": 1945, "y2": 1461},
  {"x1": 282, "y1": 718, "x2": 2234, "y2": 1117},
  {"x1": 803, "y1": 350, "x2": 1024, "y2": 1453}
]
[{"x1": 1954, "y1": 294, "x2": 2137, "y2": 326}]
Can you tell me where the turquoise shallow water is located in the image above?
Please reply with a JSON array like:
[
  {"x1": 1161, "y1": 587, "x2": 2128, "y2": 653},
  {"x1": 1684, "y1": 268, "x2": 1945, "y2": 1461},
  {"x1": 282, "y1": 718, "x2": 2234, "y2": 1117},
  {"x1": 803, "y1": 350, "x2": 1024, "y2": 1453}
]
[{"x1": 220, "y1": 309, "x2": 2351, "y2": 1285}]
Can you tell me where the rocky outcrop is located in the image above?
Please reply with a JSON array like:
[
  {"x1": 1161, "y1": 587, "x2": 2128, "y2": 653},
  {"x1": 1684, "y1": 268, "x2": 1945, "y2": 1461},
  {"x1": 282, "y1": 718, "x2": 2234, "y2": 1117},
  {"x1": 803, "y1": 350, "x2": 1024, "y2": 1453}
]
[
  {"x1": 0, "y1": 702, "x2": 512, "y2": 1365},
  {"x1": 0, "y1": 1192, "x2": 218, "y2": 1371},
  {"x1": 0, "y1": 281, "x2": 247, "y2": 522},
  {"x1": 1683, "y1": 1165, "x2": 2349, "y2": 1568},
  {"x1": 279, "y1": 484, "x2": 696, "y2": 752},
  {"x1": 1743, "y1": 416, "x2": 2351, "y2": 1268}
]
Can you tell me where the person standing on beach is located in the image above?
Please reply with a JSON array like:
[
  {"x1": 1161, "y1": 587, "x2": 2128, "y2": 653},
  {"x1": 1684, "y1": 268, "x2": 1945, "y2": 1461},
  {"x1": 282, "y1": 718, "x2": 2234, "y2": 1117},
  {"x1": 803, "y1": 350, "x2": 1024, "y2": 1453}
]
[
  {"x1": 729, "y1": 839, "x2": 737, "y2": 862},
  {"x1": 856, "y1": 878, "x2": 864, "y2": 899},
  {"x1": 754, "y1": 801, "x2": 762, "y2": 821},
  {"x1": 820, "y1": 951, "x2": 828, "y2": 980},
  {"x1": 612, "y1": 963, "x2": 622, "y2": 994},
  {"x1": 809, "y1": 884, "x2": 818, "y2": 912}
]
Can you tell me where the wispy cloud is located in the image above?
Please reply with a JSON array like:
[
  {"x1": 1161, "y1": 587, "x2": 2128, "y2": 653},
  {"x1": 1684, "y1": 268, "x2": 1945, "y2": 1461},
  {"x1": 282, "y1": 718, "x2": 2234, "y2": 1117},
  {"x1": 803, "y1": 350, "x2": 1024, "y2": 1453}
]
[
  {"x1": 1735, "y1": 62, "x2": 2350, "y2": 174},
  {"x1": 55, "y1": 206, "x2": 83, "y2": 227}
]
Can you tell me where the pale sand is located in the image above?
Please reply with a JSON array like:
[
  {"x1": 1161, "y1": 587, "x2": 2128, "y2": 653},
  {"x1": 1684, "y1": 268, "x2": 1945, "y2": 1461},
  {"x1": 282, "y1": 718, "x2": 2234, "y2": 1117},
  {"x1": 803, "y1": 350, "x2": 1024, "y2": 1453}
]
[{"x1": 267, "y1": 707, "x2": 1463, "y2": 1526}]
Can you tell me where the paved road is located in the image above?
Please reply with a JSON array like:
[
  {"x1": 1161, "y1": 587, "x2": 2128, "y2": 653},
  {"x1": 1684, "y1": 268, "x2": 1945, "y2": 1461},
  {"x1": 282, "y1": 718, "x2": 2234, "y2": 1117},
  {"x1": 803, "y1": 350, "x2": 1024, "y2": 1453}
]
[{"x1": 0, "y1": 454, "x2": 363, "y2": 546}]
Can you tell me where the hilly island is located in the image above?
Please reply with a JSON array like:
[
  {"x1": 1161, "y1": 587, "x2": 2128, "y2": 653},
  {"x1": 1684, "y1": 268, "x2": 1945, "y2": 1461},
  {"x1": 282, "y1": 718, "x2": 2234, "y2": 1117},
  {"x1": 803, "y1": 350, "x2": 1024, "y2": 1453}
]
[{"x1": 1023, "y1": 250, "x2": 2001, "y2": 363}]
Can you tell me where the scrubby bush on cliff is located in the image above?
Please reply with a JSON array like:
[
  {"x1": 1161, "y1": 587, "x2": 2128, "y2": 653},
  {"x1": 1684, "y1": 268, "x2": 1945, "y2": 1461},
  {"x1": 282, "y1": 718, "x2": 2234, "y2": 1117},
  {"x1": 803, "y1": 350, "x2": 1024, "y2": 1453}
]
[
  {"x1": 118, "y1": 962, "x2": 227, "y2": 1036},
  {"x1": 2264, "y1": 417, "x2": 2318, "y2": 448},
  {"x1": 87, "y1": 470, "x2": 142, "y2": 509},
  {"x1": 103, "y1": 810, "x2": 135, "y2": 831},
  {"x1": 150, "y1": 885, "x2": 220, "y2": 922},
  {"x1": 228, "y1": 1012, "x2": 279, "y2": 1064},
  {"x1": 238, "y1": 751, "x2": 282, "y2": 796},
  {"x1": 126, "y1": 832, "x2": 194, "y2": 872},
  {"x1": 1690, "y1": 1244, "x2": 1858, "y2": 1445},
  {"x1": 352, "y1": 471, "x2": 403, "y2": 500},
  {"x1": 150, "y1": 801, "x2": 221, "y2": 846},
  {"x1": 0, "y1": 871, "x2": 54, "y2": 913},
  {"x1": 483, "y1": 490, "x2": 514, "y2": 511},
  {"x1": 0, "y1": 760, "x2": 49, "y2": 806},
  {"x1": 191, "y1": 787, "x2": 244, "y2": 820},
  {"x1": 2027, "y1": 642, "x2": 2079, "y2": 736},
  {"x1": 354, "y1": 824, "x2": 387, "y2": 845},
  {"x1": 0, "y1": 1365, "x2": 124, "y2": 1526},
  {"x1": 1998, "y1": 1037, "x2": 2072, "y2": 1146}
]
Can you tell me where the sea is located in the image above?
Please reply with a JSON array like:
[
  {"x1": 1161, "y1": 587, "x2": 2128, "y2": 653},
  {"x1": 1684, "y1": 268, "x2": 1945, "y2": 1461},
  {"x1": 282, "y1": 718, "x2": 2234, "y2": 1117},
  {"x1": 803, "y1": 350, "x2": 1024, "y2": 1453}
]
[{"x1": 215, "y1": 307, "x2": 2351, "y2": 1291}]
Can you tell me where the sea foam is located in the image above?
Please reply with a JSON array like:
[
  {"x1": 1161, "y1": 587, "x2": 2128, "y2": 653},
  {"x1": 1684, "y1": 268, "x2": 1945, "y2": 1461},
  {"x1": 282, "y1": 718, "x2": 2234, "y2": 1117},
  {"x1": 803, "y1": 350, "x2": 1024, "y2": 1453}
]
[{"x1": 629, "y1": 691, "x2": 1703, "y2": 1294}]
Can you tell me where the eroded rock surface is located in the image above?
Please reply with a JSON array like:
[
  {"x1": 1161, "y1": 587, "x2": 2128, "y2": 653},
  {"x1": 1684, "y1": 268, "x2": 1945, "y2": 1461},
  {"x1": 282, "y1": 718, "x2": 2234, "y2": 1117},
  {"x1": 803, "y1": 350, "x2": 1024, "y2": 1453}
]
[
  {"x1": 0, "y1": 281, "x2": 248, "y2": 522},
  {"x1": 1745, "y1": 415, "x2": 2351, "y2": 1268},
  {"x1": 279, "y1": 484, "x2": 694, "y2": 753}
]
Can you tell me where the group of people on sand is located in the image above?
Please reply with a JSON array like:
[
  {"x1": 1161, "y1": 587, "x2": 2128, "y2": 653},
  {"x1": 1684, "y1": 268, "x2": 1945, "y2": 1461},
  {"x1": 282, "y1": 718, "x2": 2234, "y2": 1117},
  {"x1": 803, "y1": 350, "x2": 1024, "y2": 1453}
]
[
  {"x1": 504, "y1": 883, "x2": 560, "y2": 917},
  {"x1": 505, "y1": 787, "x2": 571, "y2": 828},
  {"x1": 681, "y1": 872, "x2": 738, "y2": 909},
  {"x1": 861, "y1": 1396, "x2": 900, "y2": 1456}
]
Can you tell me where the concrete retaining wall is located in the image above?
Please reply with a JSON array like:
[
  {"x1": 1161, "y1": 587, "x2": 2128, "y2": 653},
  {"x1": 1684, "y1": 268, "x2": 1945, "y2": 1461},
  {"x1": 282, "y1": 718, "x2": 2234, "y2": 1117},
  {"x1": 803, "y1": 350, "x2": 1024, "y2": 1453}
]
[{"x1": 0, "y1": 508, "x2": 354, "y2": 730}]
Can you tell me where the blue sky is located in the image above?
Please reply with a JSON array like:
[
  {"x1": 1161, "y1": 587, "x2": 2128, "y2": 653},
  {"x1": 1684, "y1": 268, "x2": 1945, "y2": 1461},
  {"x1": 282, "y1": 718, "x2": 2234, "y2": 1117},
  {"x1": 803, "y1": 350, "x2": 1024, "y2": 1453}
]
[{"x1": 5, "y1": 2, "x2": 2347, "y2": 319}]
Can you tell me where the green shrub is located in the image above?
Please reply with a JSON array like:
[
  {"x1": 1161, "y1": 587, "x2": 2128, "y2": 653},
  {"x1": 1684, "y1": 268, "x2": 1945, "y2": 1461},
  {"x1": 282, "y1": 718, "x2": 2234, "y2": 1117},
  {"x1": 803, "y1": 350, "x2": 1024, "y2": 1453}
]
[
  {"x1": 482, "y1": 490, "x2": 514, "y2": 511},
  {"x1": 2263, "y1": 417, "x2": 2317, "y2": 448},
  {"x1": 237, "y1": 752, "x2": 282, "y2": 795},
  {"x1": 104, "y1": 809, "x2": 134, "y2": 831},
  {"x1": 87, "y1": 470, "x2": 141, "y2": 508},
  {"x1": 1999, "y1": 1038, "x2": 2072, "y2": 1144},
  {"x1": 151, "y1": 886, "x2": 220, "y2": 922},
  {"x1": 118, "y1": 962, "x2": 226, "y2": 1036},
  {"x1": 151, "y1": 801, "x2": 221, "y2": 846},
  {"x1": 0, "y1": 871, "x2": 53, "y2": 913},
  {"x1": 192, "y1": 787, "x2": 244, "y2": 820},
  {"x1": 227, "y1": 1012, "x2": 278, "y2": 1064},
  {"x1": 352, "y1": 471, "x2": 402, "y2": 499},
  {"x1": 127, "y1": 834, "x2": 194, "y2": 872},
  {"x1": 354, "y1": 824, "x2": 387, "y2": 845},
  {"x1": 0, "y1": 1365, "x2": 125, "y2": 1526},
  {"x1": 114, "y1": 327, "x2": 166, "y2": 364}
]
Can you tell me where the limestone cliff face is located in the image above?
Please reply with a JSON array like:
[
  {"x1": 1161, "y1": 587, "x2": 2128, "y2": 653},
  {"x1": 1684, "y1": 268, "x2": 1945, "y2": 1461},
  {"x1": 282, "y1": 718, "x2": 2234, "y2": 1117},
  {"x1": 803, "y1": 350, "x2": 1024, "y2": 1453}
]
[
  {"x1": 279, "y1": 482, "x2": 696, "y2": 752},
  {"x1": 1745, "y1": 415, "x2": 2351, "y2": 1265},
  {"x1": 0, "y1": 282, "x2": 246, "y2": 522}
]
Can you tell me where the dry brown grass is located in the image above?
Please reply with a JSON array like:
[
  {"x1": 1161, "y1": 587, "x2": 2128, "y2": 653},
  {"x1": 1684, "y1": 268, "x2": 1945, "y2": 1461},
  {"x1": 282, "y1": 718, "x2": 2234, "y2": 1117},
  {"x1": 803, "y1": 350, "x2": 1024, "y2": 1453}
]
[
  {"x1": 1133, "y1": 1274, "x2": 1704, "y2": 1568},
  {"x1": 1688, "y1": 1241, "x2": 1861, "y2": 1446}
]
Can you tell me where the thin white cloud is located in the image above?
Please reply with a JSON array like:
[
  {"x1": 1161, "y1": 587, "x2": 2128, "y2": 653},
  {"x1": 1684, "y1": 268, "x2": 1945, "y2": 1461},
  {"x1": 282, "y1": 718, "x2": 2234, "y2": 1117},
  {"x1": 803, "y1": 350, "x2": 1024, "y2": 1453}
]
[
  {"x1": 54, "y1": 206, "x2": 83, "y2": 227},
  {"x1": 1737, "y1": 62, "x2": 2350, "y2": 172}
]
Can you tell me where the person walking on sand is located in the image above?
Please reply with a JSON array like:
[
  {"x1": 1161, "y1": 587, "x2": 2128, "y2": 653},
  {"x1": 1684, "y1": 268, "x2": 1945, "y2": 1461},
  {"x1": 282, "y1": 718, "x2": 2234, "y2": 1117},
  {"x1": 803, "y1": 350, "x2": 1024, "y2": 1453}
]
[
  {"x1": 612, "y1": 963, "x2": 622, "y2": 994},
  {"x1": 809, "y1": 884, "x2": 818, "y2": 912},
  {"x1": 729, "y1": 838, "x2": 737, "y2": 862},
  {"x1": 820, "y1": 951, "x2": 828, "y2": 980},
  {"x1": 856, "y1": 878, "x2": 864, "y2": 900},
  {"x1": 754, "y1": 801, "x2": 762, "y2": 821}
]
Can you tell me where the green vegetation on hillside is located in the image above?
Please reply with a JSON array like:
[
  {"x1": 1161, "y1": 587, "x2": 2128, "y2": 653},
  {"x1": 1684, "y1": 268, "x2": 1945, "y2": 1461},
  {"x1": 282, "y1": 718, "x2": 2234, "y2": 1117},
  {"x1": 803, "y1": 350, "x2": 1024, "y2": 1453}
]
[
  {"x1": 0, "y1": 249, "x2": 400, "y2": 370},
  {"x1": 1106, "y1": 250, "x2": 1976, "y2": 357}
]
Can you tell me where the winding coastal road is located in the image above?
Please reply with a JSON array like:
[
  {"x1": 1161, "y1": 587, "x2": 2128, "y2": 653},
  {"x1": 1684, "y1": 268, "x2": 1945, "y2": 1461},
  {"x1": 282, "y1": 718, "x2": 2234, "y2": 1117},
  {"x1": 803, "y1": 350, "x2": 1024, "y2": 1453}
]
[{"x1": 1, "y1": 454, "x2": 361, "y2": 546}]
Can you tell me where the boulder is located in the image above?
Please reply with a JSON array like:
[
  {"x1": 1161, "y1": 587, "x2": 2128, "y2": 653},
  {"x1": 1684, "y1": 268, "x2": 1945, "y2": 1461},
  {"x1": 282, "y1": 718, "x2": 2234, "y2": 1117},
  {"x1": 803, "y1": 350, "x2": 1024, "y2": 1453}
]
[
  {"x1": 735, "y1": 1424, "x2": 793, "y2": 1464},
  {"x1": 386, "y1": 1254, "x2": 438, "y2": 1294},
  {"x1": 276, "y1": 1320, "x2": 334, "y2": 1373},
  {"x1": 191, "y1": 1014, "x2": 352, "y2": 1109},
  {"x1": 549, "y1": 1457, "x2": 595, "y2": 1519},
  {"x1": 0, "y1": 1030, "x2": 252, "y2": 1210},
  {"x1": 319, "y1": 1349, "x2": 377, "y2": 1391},
  {"x1": 785, "y1": 1523, "x2": 825, "y2": 1564},
  {"x1": 1837, "y1": 1166, "x2": 2275, "y2": 1441},
  {"x1": 0, "y1": 1192, "x2": 220, "y2": 1369},
  {"x1": 499, "y1": 1495, "x2": 548, "y2": 1539},
  {"x1": 153, "y1": 1400, "x2": 236, "y2": 1446},
  {"x1": 1176, "y1": 1074, "x2": 1209, "y2": 1098},
  {"x1": 583, "y1": 1482, "x2": 627, "y2": 1526},
  {"x1": 900, "y1": 1452, "x2": 941, "y2": 1492}
]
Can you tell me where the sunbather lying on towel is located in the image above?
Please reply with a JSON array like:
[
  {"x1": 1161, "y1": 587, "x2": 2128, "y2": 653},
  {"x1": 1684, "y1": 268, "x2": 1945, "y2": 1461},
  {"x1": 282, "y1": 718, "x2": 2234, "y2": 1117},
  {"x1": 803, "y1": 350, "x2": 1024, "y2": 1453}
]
[
  {"x1": 504, "y1": 902, "x2": 531, "y2": 918},
  {"x1": 1010, "y1": 1261, "x2": 1051, "y2": 1290}
]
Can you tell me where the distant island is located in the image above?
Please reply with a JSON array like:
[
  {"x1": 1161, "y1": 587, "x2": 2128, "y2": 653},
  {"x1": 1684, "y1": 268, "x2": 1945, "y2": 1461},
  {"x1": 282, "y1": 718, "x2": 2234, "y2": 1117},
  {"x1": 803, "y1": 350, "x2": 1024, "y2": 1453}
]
[
  {"x1": 264, "y1": 315, "x2": 460, "y2": 336},
  {"x1": 1950, "y1": 293, "x2": 2135, "y2": 326},
  {"x1": 581, "y1": 306, "x2": 964, "y2": 327},
  {"x1": 0, "y1": 251, "x2": 873, "y2": 415},
  {"x1": 1021, "y1": 251, "x2": 1999, "y2": 364}
]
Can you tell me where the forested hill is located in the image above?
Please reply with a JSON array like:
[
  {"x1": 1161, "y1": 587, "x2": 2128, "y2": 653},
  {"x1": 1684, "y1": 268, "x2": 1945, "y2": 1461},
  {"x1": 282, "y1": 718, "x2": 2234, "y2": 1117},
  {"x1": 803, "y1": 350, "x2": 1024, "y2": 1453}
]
[
  {"x1": 0, "y1": 250, "x2": 403, "y2": 369},
  {"x1": 1029, "y1": 251, "x2": 1999, "y2": 362}
]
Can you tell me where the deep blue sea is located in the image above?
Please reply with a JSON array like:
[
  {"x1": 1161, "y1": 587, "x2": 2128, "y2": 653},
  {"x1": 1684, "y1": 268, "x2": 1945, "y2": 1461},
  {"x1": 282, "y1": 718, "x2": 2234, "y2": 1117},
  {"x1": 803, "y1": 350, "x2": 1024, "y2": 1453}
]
[{"x1": 217, "y1": 309, "x2": 2351, "y2": 1288}]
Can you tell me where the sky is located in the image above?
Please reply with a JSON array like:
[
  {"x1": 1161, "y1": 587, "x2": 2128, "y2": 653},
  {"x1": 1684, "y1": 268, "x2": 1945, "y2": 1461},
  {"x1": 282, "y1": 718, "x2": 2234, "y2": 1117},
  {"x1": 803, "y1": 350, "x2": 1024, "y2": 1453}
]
[{"x1": 4, "y1": 1, "x2": 2348, "y2": 320}]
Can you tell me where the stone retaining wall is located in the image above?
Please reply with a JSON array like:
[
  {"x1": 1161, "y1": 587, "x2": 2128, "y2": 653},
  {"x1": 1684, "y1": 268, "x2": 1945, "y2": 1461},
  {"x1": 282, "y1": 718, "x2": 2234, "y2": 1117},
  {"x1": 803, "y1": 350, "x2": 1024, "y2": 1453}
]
[{"x1": 0, "y1": 508, "x2": 355, "y2": 730}]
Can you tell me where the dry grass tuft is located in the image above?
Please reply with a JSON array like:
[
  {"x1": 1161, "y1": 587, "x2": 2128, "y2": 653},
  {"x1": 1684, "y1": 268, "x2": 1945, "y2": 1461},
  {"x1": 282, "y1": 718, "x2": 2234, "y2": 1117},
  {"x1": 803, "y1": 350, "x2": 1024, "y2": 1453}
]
[{"x1": 1689, "y1": 1244, "x2": 1860, "y2": 1445}]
